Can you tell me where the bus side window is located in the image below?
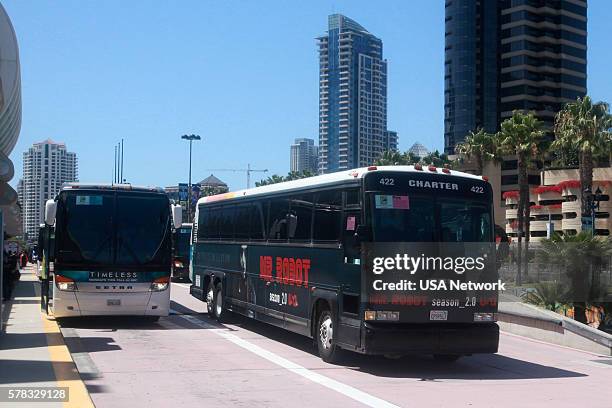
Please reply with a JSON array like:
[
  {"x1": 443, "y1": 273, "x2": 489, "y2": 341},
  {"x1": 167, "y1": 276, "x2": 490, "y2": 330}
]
[
  {"x1": 219, "y1": 206, "x2": 235, "y2": 240},
  {"x1": 208, "y1": 207, "x2": 221, "y2": 240},
  {"x1": 197, "y1": 208, "x2": 205, "y2": 240},
  {"x1": 267, "y1": 198, "x2": 290, "y2": 241},
  {"x1": 313, "y1": 190, "x2": 342, "y2": 243},
  {"x1": 289, "y1": 194, "x2": 313, "y2": 242},
  {"x1": 234, "y1": 205, "x2": 250, "y2": 240},
  {"x1": 249, "y1": 203, "x2": 265, "y2": 240}
]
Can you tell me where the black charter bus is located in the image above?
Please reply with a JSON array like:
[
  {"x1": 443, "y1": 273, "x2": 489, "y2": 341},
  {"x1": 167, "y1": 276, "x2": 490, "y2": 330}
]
[{"x1": 189, "y1": 166, "x2": 499, "y2": 362}]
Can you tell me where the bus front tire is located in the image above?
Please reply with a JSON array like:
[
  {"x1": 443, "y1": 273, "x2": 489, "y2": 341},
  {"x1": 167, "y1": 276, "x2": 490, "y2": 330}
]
[{"x1": 316, "y1": 309, "x2": 343, "y2": 363}]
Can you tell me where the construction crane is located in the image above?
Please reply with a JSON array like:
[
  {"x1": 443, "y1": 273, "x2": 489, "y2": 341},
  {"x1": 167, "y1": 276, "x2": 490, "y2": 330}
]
[{"x1": 203, "y1": 163, "x2": 268, "y2": 189}]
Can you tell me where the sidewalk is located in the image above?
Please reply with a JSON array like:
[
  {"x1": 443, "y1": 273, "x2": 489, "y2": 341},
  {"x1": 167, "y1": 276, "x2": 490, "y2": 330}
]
[{"x1": 0, "y1": 266, "x2": 93, "y2": 408}]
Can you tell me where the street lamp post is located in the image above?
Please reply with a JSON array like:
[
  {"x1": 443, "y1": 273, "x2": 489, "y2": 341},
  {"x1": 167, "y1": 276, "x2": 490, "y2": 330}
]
[
  {"x1": 583, "y1": 186, "x2": 602, "y2": 237},
  {"x1": 181, "y1": 134, "x2": 201, "y2": 222}
]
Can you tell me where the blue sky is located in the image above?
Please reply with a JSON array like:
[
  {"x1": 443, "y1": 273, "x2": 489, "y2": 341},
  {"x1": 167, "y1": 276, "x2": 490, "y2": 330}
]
[{"x1": 5, "y1": 1, "x2": 611, "y2": 191}]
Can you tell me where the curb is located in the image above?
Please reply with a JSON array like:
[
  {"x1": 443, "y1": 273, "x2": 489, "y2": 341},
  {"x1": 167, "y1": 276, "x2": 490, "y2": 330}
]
[{"x1": 41, "y1": 313, "x2": 95, "y2": 408}]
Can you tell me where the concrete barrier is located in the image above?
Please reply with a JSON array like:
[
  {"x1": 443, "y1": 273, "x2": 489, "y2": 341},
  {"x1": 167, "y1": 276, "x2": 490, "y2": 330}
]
[{"x1": 498, "y1": 302, "x2": 612, "y2": 356}]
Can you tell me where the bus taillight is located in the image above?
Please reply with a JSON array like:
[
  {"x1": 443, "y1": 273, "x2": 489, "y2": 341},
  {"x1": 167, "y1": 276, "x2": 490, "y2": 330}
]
[
  {"x1": 150, "y1": 276, "x2": 170, "y2": 292},
  {"x1": 55, "y1": 275, "x2": 77, "y2": 291}
]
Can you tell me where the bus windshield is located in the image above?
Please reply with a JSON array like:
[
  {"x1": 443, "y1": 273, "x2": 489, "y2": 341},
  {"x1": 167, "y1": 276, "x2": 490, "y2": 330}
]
[
  {"x1": 55, "y1": 191, "x2": 171, "y2": 267},
  {"x1": 371, "y1": 194, "x2": 492, "y2": 242}
]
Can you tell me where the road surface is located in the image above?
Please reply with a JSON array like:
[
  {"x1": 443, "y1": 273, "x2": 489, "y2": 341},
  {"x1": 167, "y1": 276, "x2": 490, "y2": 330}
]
[{"x1": 56, "y1": 282, "x2": 612, "y2": 408}]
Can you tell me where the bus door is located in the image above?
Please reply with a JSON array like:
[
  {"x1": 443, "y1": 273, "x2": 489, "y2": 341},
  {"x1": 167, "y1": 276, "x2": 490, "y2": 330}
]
[
  {"x1": 228, "y1": 205, "x2": 250, "y2": 305},
  {"x1": 337, "y1": 208, "x2": 362, "y2": 345},
  {"x1": 38, "y1": 224, "x2": 52, "y2": 315}
]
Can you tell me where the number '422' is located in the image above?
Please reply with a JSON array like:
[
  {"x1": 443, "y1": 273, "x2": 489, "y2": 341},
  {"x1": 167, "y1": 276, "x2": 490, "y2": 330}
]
[{"x1": 471, "y1": 186, "x2": 484, "y2": 194}]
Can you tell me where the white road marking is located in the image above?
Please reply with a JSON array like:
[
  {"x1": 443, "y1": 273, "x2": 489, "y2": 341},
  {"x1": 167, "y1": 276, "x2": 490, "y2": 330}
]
[
  {"x1": 172, "y1": 283, "x2": 191, "y2": 288},
  {"x1": 179, "y1": 314, "x2": 400, "y2": 408}
]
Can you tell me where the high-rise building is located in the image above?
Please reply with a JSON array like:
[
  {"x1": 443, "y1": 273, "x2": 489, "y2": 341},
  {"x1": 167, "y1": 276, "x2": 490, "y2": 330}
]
[
  {"x1": 21, "y1": 139, "x2": 78, "y2": 242},
  {"x1": 290, "y1": 138, "x2": 318, "y2": 174},
  {"x1": 498, "y1": 0, "x2": 587, "y2": 129},
  {"x1": 445, "y1": 0, "x2": 587, "y2": 222},
  {"x1": 318, "y1": 14, "x2": 394, "y2": 173},
  {"x1": 382, "y1": 130, "x2": 399, "y2": 153},
  {"x1": 444, "y1": 0, "x2": 587, "y2": 154}
]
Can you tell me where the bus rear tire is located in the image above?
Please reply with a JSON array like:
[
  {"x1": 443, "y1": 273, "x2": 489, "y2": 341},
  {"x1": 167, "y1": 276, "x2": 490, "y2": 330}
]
[
  {"x1": 316, "y1": 309, "x2": 343, "y2": 363},
  {"x1": 213, "y1": 283, "x2": 228, "y2": 323},
  {"x1": 205, "y1": 282, "x2": 215, "y2": 317}
]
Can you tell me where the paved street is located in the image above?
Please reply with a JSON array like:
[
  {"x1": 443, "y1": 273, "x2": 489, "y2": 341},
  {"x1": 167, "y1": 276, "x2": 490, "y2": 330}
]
[{"x1": 54, "y1": 282, "x2": 612, "y2": 408}]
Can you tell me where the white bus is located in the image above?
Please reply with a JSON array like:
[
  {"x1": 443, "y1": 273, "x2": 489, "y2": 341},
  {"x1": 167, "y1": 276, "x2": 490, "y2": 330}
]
[{"x1": 41, "y1": 184, "x2": 182, "y2": 320}]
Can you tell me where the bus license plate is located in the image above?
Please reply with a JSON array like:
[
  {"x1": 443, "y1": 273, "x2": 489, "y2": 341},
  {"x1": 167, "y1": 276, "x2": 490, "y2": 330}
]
[
  {"x1": 430, "y1": 310, "x2": 448, "y2": 321},
  {"x1": 107, "y1": 299, "x2": 121, "y2": 306}
]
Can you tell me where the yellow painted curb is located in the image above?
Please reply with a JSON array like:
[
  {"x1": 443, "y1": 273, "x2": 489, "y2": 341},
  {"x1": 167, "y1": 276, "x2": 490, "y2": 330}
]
[{"x1": 41, "y1": 314, "x2": 95, "y2": 408}]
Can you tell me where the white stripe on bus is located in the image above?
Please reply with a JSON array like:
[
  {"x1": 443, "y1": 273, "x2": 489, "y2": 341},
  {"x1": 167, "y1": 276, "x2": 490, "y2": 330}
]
[{"x1": 178, "y1": 314, "x2": 400, "y2": 408}]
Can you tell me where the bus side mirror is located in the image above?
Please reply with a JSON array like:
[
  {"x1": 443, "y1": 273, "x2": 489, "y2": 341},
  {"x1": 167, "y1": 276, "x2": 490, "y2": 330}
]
[
  {"x1": 172, "y1": 205, "x2": 183, "y2": 229},
  {"x1": 44, "y1": 200, "x2": 57, "y2": 226},
  {"x1": 355, "y1": 225, "x2": 372, "y2": 242}
]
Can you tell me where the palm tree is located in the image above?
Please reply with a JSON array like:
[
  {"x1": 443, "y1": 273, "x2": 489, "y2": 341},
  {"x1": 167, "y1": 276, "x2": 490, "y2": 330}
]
[
  {"x1": 375, "y1": 150, "x2": 423, "y2": 166},
  {"x1": 455, "y1": 128, "x2": 500, "y2": 175},
  {"x1": 376, "y1": 150, "x2": 406, "y2": 165},
  {"x1": 540, "y1": 232, "x2": 612, "y2": 324},
  {"x1": 498, "y1": 111, "x2": 546, "y2": 285},
  {"x1": 255, "y1": 174, "x2": 286, "y2": 187},
  {"x1": 553, "y1": 96, "x2": 612, "y2": 220},
  {"x1": 421, "y1": 150, "x2": 452, "y2": 167}
]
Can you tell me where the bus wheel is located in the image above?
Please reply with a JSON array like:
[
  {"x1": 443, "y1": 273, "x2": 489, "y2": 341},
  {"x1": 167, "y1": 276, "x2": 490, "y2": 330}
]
[
  {"x1": 214, "y1": 283, "x2": 227, "y2": 322},
  {"x1": 205, "y1": 282, "x2": 215, "y2": 317},
  {"x1": 433, "y1": 354, "x2": 461, "y2": 362},
  {"x1": 316, "y1": 309, "x2": 342, "y2": 363}
]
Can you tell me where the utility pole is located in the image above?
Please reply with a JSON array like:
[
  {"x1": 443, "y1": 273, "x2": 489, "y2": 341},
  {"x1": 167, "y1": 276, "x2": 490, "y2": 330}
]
[
  {"x1": 113, "y1": 145, "x2": 117, "y2": 184},
  {"x1": 181, "y1": 134, "x2": 202, "y2": 222},
  {"x1": 120, "y1": 138, "x2": 124, "y2": 182}
]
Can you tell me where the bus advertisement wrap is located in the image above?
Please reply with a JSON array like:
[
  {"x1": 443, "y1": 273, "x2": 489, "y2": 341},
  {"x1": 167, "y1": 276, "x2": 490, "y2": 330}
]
[{"x1": 362, "y1": 242, "x2": 499, "y2": 323}]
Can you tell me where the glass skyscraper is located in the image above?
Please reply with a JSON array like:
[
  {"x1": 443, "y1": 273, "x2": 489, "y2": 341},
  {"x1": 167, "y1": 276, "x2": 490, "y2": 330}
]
[
  {"x1": 290, "y1": 138, "x2": 318, "y2": 174},
  {"x1": 444, "y1": 0, "x2": 499, "y2": 154},
  {"x1": 444, "y1": 0, "x2": 587, "y2": 154},
  {"x1": 318, "y1": 14, "x2": 395, "y2": 173}
]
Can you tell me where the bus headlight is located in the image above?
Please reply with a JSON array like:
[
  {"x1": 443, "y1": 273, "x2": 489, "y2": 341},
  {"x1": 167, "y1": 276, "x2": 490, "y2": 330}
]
[
  {"x1": 364, "y1": 310, "x2": 400, "y2": 321},
  {"x1": 173, "y1": 260, "x2": 184, "y2": 268},
  {"x1": 150, "y1": 276, "x2": 170, "y2": 292},
  {"x1": 473, "y1": 312, "x2": 496, "y2": 322},
  {"x1": 55, "y1": 275, "x2": 77, "y2": 291}
]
